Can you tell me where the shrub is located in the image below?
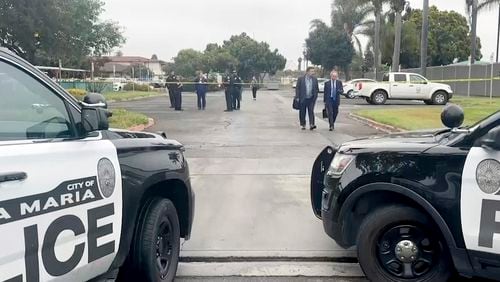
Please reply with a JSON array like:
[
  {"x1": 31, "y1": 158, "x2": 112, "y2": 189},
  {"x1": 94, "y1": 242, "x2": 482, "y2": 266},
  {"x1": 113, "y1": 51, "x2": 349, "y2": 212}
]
[
  {"x1": 123, "y1": 83, "x2": 150, "y2": 92},
  {"x1": 67, "y1": 88, "x2": 87, "y2": 100}
]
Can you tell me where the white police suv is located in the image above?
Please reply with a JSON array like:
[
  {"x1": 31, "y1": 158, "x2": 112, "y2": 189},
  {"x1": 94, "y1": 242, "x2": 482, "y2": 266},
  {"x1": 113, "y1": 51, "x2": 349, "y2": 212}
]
[
  {"x1": 311, "y1": 105, "x2": 500, "y2": 281},
  {"x1": 0, "y1": 48, "x2": 194, "y2": 282}
]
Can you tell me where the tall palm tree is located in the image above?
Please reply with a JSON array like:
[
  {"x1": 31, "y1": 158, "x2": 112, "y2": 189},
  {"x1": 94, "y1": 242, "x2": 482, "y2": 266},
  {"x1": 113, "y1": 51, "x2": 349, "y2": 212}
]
[
  {"x1": 331, "y1": 0, "x2": 374, "y2": 57},
  {"x1": 421, "y1": 0, "x2": 429, "y2": 75},
  {"x1": 466, "y1": 0, "x2": 500, "y2": 63},
  {"x1": 390, "y1": 0, "x2": 410, "y2": 72},
  {"x1": 367, "y1": 0, "x2": 389, "y2": 78}
]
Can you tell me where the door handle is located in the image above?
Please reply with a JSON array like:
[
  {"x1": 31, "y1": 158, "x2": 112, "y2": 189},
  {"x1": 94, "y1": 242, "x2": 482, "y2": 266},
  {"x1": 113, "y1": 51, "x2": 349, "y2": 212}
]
[
  {"x1": 409, "y1": 85, "x2": 415, "y2": 87},
  {"x1": 0, "y1": 172, "x2": 27, "y2": 183},
  {"x1": 393, "y1": 84, "x2": 398, "y2": 87}
]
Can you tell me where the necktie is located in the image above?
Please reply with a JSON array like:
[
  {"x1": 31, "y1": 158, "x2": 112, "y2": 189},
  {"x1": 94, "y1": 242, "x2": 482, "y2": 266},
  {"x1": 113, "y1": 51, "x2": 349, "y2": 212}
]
[{"x1": 332, "y1": 80, "x2": 336, "y2": 100}]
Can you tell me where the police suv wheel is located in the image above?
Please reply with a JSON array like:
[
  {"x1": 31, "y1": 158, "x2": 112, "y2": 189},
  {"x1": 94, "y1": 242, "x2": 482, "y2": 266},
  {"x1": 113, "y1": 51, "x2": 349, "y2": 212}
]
[
  {"x1": 356, "y1": 205, "x2": 452, "y2": 282},
  {"x1": 347, "y1": 90, "x2": 355, "y2": 99},
  {"x1": 133, "y1": 198, "x2": 180, "y2": 281}
]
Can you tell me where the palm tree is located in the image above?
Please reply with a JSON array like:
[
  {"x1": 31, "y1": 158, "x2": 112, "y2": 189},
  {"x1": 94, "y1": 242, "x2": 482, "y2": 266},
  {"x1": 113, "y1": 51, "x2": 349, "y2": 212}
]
[
  {"x1": 331, "y1": 0, "x2": 374, "y2": 57},
  {"x1": 390, "y1": 0, "x2": 410, "y2": 72},
  {"x1": 368, "y1": 0, "x2": 389, "y2": 78},
  {"x1": 466, "y1": 0, "x2": 500, "y2": 63},
  {"x1": 421, "y1": 0, "x2": 429, "y2": 75}
]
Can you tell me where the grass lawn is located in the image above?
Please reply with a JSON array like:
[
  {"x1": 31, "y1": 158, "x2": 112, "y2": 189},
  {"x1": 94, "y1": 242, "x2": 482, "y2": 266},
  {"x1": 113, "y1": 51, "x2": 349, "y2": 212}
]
[
  {"x1": 103, "y1": 91, "x2": 163, "y2": 102},
  {"x1": 109, "y1": 108, "x2": 149, "y2": 129},
  {"x1": 355, "y1": 97, "x2": 500, "y2": 131}
]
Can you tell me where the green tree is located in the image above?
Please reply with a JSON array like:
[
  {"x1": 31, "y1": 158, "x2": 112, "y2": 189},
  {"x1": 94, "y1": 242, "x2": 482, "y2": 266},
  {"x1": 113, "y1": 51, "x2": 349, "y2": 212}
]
[
  {"x1": 306, "y1": 20, "x2": 355, "y2": 76},
  {"x1": 203, "y1": 43, "x2": 238, "y2": 73},
  {"x1": 0, "y1": 0, "x2": 125, "y2": 67},
  {"x1": 172, "y1": 49, "x2": 205, "y2": 77},
  {"x1": 222, "y1": 33, "x2": 286, "y2": 80},
  {"x1": 411, "y1": 6, "x2": 481, "y2": 66}
]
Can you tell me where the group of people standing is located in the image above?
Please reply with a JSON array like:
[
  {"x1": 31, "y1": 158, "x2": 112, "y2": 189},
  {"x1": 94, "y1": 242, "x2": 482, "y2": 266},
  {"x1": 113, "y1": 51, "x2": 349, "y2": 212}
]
[
  {"x1": 166, "y1": 71, "x2": 209, "y2": 111},
  {"x1": 222, "y1": 71, "x2": 259, "y2": 112},
  {"x1": 166, "y1": 70, "x2": 259, "y2": 112},
  {"x1": 294, "y1": 67, "x2": 343, "y2": 131}
]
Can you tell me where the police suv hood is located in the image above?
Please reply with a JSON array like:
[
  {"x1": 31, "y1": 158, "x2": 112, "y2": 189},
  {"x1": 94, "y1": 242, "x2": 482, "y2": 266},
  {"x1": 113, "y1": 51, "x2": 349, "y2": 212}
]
[{"x1": 338, "y1": 130, "x2": 440, "y2": 154}]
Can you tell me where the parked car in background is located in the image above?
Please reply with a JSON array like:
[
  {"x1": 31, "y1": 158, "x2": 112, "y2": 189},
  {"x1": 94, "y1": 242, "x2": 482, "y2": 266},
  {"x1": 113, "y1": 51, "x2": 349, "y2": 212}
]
[
  {"x1": 318, "y1": 78, "x2": 328, "y2": 93},
  {"x1": 343, "y1": 78, "x2": 376, "y2": 99},
  {"x1": 354, "y1": 72, "x2": 453, "y2": 105},
  {"x1": 292, "y1": 79, "x2": 297, "y2": 89}
]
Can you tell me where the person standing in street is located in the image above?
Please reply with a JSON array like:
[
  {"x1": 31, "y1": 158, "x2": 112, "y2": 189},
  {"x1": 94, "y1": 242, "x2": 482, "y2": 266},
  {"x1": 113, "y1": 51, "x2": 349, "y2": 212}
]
[
  {"x1": 295, "y1": 67, "x2": 319, "y2": 130},
  {"x1": 324, "y1": 70, "x2": 343, "y2": 131},
  {"x1": 251, "y1": 76, "x2": 258, "y2": 100},
  {"x1": 173, "y1": 75, "x2": 183, "y2": 111},
  {"x1": 223, "y1": 73, "x2": 232, "y2": 112},
  {"x1": 166, "y1": 71, "x2": 177, "y2": 108},
  {"x1": 229, "y1": 70, "x2": 242, "y2": 111},
  {"x1": 195, "y1": 73, "x2": 208, "y2": 110}
]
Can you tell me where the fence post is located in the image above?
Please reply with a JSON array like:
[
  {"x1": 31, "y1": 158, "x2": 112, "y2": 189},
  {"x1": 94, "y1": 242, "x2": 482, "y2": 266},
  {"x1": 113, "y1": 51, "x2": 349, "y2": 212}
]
[
  {"x1": 485, "y1": 64, "x2": 489, "y2": 97},
  {"x1": 468, "y1": 62, "x2": 472, "y2": 97},
  {"x1": 491, "y1": 63, "x2": 494, "y2": 100}
]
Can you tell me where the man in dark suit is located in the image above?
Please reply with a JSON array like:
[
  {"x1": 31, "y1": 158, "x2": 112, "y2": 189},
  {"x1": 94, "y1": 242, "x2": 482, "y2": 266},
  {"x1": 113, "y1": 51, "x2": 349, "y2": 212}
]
[
  {"x1": 295, "y1": 67, "x2": 319, "y2": 130},
  {"x1": 324, "y1": 70, "x2": 343, "y2": 131},
  {"x1": 165, "y1": 71, "x2": 177, "y2": 108}
]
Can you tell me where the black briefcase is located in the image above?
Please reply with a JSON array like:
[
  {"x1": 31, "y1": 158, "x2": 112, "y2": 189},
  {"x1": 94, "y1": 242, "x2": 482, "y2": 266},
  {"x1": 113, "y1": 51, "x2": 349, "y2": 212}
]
[
  {"x1": 292, "y1": 98, "x2": 300, "y2": 110},
  {"x1": 322, "y1": 108, "x2": 328, "y2": 119}
]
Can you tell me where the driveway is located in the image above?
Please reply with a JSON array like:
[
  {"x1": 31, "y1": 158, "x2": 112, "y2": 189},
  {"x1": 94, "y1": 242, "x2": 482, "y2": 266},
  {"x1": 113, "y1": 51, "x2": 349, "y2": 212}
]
[{"x1": 111, "y1": 89, "x2": 380, "y2": 279}]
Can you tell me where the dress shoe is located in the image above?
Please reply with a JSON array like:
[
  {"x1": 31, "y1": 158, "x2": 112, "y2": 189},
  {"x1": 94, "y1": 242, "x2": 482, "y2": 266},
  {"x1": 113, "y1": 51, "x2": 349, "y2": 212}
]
[
  {"x1": 301, "y1": 126, "x2": 306, "y2": 130},
  {"x1": 310, "y1": 125, "x2": 317, "y2": 131}
]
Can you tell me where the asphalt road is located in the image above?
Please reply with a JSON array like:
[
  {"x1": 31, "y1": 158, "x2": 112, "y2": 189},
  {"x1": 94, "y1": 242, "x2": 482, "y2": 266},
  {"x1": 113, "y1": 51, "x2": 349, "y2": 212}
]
[{"x1": 112, "y1": 89, "x2": 382, "y2": 280}]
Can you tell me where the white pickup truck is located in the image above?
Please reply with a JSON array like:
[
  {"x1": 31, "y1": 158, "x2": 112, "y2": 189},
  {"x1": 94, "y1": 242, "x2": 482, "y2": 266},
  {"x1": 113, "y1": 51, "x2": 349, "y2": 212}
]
[{"x1": 354, "y1": 72, "x2": 453, "y2": 105}]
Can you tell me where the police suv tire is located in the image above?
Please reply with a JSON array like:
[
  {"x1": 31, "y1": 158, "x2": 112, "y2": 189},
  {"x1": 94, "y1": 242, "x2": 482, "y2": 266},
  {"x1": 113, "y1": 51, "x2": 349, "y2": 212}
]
[
  {"x1": 347, "y1": 90, "x2": 355, "y2": 99},
  {"x1": 356, "y1": 205, "x2": 452, "y2": 282},
  {"x1": 371, "y1": 90, "x2": 387, "y2": 105},
  {"x1": 431, "y1": 91, "x2": 448, "y2": 105},
  {"x1": 133, "y1": 198, "x2": 180, "y2": 281}
]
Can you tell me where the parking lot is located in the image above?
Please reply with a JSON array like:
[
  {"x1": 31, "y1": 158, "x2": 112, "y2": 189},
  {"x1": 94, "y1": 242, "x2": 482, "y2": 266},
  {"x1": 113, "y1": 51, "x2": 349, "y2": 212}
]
[{"x1": 112, "y1": 89, "x2": 383, "y2": 280}]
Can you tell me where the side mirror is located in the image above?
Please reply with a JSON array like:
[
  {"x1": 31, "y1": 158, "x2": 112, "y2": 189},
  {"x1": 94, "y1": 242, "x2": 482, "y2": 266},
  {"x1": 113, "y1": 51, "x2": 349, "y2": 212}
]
[
  {"x1": 81, "y1": 107, "x2": 111, "y2": 133},
  {"x1": 441, "y1": 104, "x2": 464, "y2": 129},
  {"x1": 481, "y1": 126, "x2": 500, "y2": 150},
  {"x1": 83, "y1": 92, "x2": 108, "y2": 109}
]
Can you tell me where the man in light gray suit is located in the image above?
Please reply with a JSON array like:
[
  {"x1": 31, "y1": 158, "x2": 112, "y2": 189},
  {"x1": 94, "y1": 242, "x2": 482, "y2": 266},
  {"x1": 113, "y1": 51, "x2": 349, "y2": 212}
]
[{"x1": 294, "y1": 67, "x2": 319, "y2": 130}]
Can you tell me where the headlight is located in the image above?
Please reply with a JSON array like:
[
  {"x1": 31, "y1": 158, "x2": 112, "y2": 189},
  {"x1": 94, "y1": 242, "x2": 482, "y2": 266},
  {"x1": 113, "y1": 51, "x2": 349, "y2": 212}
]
[{"x1": 327, "y1": 154, "x2": 355, "y2": 177}]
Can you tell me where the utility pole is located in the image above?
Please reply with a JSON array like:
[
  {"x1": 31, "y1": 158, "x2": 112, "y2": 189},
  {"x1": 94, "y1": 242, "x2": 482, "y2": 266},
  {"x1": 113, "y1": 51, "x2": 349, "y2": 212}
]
[
  {"x1": 420, "y1": 0, "x2": 429, "y2": 76},
  {"x1": 497, "y1": 2, "x2": 500, "y2": 62}
]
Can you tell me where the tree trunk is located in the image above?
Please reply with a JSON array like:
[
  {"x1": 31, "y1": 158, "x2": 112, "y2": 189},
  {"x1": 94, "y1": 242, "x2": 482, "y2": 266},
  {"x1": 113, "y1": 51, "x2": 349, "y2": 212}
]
[
  {"x1": 374, "y1": 11, "x2": 381, "y2": 79},
  {"x1": 392, "y1": 11, "x2": 403, "y2": 72},
  {"x1": 420, "y1": 0, "x2": 429, "y2": 76},
  {"x1": 471, "y1": 0, "x2": 478, "y2": 64}
]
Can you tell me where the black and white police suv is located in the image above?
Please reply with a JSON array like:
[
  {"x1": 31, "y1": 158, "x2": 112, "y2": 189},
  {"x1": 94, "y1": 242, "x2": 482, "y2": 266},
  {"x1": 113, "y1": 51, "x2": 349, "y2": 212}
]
[
  {"x1": 311, "y1": 105, "x2": 500, "y2": 281},
  {"x1": 0, "y1": 48, "x2": 194, "y2": 281}
]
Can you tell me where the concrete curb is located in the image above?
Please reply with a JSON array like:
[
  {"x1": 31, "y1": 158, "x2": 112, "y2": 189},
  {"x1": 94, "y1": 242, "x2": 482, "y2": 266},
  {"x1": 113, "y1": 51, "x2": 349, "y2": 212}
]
[
  {"x1": 348, "y1": 113, "x2": 403, "y2": 134},
  {"x1": 127, "y1": 118, "x2": 155, "y2": 132},
  {"x1": 108, "y1": 93, "x2": 163, "y2": 103},
  {"x1": 177, "y1": 261, "x2": 364, "y2": 278}
]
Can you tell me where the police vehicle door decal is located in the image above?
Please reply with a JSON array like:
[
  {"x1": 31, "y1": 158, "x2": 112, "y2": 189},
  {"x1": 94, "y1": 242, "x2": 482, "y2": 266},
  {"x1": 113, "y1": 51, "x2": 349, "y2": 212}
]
[
  {"x1": 0, "y1": 139, "x2": 122, "y2": 282},
  {"x1": 461, "y1": 147, "x2": 500, "y2": 255}
]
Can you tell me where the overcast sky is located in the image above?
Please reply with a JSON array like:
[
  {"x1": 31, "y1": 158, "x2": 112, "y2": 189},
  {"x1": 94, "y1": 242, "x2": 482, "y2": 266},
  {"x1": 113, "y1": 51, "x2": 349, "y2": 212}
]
[{"x1": 102, "y1": 0, "x2": 499, "y2": 69}]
